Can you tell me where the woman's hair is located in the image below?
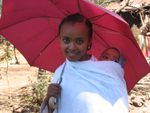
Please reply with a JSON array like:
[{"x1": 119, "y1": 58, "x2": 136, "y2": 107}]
[{"x1": 59, "y1": 13, "x2": 93, "y2": 41}]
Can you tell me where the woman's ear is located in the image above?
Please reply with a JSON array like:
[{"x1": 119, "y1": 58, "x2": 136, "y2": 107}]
[
  {"x1": 87, "y1": 41, "x2": 92, "y2": 50},
  {"x1": 88, "y1": 38, "x2": 92, "y2": 46}
]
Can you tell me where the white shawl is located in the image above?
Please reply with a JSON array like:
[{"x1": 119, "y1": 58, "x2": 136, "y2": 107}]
[{"x1": 41, "y1": 56, "x2": 129, "y2": 113}]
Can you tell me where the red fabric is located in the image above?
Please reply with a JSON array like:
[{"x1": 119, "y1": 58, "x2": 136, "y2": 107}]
[{"x1": 0, "y1": 0, "x2": 149, "y2": 92}]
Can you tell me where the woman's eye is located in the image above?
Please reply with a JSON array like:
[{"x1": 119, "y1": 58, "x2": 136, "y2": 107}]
[
  {"x1": 77, "y1": 40, "x2": 83, "y2": 44},
  {"x1": 63, "y1": 39, "x2": 69, "y2": 43}
]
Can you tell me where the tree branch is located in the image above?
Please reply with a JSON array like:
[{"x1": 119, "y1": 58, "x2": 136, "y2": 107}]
[{"x1": 115, "y1": 0, "x2": 129, "y2": 13}]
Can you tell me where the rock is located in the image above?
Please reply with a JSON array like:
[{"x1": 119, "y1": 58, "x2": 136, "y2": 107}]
[
  {"x1": 132, "y1": 97, "x2": 144, "y2": 107},
  {"x1": 128, "y1": 94, "x2": 136, "y2": 105},
  {"x1": 144, "y1": 100, "x2": 150, "y2": 107},
  {"x1": 139, "y1": 96, "x2": 146, "y2": 102},
  {"x1": 128, "y1": 104, "x2": 134, "y2": 111},
  {"x1": 128, "y1": 98, "x2": 133, "y2": 105},
  {"x1": 132, "y1": 86, "x2": 139, "y2": 91},
  {"x1": 8, "y1": 103, "x2": 13, "y2": 107},
  {"x1": 145, "y1": 93, "x2": 150, "y2": 100},
  {"x1": 14, "y1": 108, "x2": 22, "y2": 113},
  {"x1": 141, "y1": 91, "x2": 147, "y2": 95},
  {"x1": 13, "y1": 104, "x2": 20, "y2": 110},
  {"x1": 0, "y1": 75, "x2": 2, "y2": 79},
  {"x1": 21, "y1": 108, "x2": 30, "y2": 113}
]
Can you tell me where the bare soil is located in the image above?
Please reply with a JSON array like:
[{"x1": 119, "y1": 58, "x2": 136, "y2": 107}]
[
  {"x1": 0, "y1": 52, "x2": 39, "y2": 113},
  {"x1": 0, "y1": 52, "x2": 150, "y2": 113}
]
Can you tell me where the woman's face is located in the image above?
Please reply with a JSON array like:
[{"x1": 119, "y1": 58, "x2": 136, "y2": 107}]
[
  {"x1": 99, "y1": 49, "x2": 120, "y2": 63},
  {"x1": 59, "y1": 22, "x2": 91, "y2": 61}
]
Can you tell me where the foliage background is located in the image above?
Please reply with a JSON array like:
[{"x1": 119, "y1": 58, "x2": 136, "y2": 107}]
[{"x1": 90, "y1": 0, "x2": 119, "y2": 7}]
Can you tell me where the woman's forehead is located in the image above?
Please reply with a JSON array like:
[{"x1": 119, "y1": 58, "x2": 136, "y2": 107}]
[{"x1": 60, "y1": 22, "x2": 89, "y2": 35}]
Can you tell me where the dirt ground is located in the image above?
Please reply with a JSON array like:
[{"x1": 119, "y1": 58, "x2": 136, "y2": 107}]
[
  {"x1": 0, "y1": 52, "x2": 150, "y2": 113},
  {"x1": 0, "y1": 52, "x2": 39, "y2": 113}
]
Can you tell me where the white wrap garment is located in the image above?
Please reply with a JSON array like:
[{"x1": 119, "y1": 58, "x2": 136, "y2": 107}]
[{"x1": 40, "y1": 55, "x2": 129, "y2": 113}]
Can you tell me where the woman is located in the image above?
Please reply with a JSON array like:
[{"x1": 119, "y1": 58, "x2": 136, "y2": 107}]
[{"x1": 40, "y1": 13, "x2": 129, "y2": 113}]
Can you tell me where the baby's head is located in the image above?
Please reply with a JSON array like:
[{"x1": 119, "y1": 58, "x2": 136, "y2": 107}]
[{"x1": 99, "y1": 47, "x2": 127, "y2": 67}]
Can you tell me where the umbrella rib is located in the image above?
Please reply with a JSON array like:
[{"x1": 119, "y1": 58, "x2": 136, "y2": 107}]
[
  {"x1": 0, "y1": 18, "x2": 36, "y2": 30},
  {"x1": 93, "y1": 30, "x2": 109, "y2": 47},
  {"x1": 48, "y1": 0, "x2": 67, "y2": 16},
  {"x1": 93, "y1": 24, "x2": 123, "y2": 35},
  {"x1": 93, "y1": 24, "x2": 143, "y2": 54},
  {"x1": 89, "y1": 13, "x2": 107, "y2": 22},
  {"x1": 41, "y1": 16, "x2": 61, "y2": 23},
  {"x1": 93, "y1": 23, "x2": 120, "y2": 33},
  {"x1": 48, "y1": 0, "x2": 83, "y2": 17},
  {"x1": 30, "y1": 34, "x2": 59, "y2": 66},
  {"x1": 0, "y1": 16, "x2": 62, "y2": 31},
  {"x1": 93, "y1": 23, "x2": 131, "y2": 36},
  {"x1": 48, "y1": 0, "x2": 77, "y2": 16},
  {"x1": 77, "y1": 0, "x2": 82, "y2": 14}
]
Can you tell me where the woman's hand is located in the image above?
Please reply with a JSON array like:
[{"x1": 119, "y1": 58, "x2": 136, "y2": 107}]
[
  {"x1": 45, "y1": 83, "x2": 62, "y2": 112},
  {"x1": 46, "y1": 83, "x2": 62, "y2": 102}
]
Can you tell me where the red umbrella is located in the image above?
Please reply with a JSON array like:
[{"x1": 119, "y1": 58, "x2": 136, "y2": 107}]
[{"x1": 0, "y1": 0, "x2": 149, "y2": 92}]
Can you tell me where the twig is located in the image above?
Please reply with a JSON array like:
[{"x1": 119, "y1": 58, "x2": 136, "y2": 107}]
[
  {"x1": 13, "y1": 46, "x2": 20, "y2": 64},
  {"x1": 5, "y1": 42, "x2": 13, "y2": 106},
  {"x1": 139, "y1": 11, "x2": 148, "y2": 31},
  {"x1": 115, "y1": 0, "x2": 129, "y2": 13},
  {"x1": 121, "y1": 4, "x2": 150, "y2": 12}
]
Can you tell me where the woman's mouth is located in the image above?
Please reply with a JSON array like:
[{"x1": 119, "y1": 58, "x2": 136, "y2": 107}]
[{"x1": 67, "y1": 52, "x2": 78, "y2": 57}]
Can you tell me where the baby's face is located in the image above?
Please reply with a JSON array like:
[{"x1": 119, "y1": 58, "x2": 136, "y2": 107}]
[{"x1": 99, "y1": 49, "x2": 120, "y2": 63}]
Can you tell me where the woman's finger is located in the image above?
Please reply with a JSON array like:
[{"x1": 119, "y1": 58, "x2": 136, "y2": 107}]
[{"x1": 46, "y1": 83, "x2": 62, "y2": 97}]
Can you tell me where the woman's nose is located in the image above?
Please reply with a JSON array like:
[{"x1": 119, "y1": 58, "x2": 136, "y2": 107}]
[{"x1": 69, "y1": 42, "x2": 76, "y2": 50}]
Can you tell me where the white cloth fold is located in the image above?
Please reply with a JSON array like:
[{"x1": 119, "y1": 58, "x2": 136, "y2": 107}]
[{"x1": 40, "y1": 56, "x2": 128, "y2": 113}]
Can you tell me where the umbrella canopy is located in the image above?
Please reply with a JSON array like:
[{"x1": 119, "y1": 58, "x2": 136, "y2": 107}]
[{"x1": 0, "y1": 0, "x2": 149, "y2": 92}]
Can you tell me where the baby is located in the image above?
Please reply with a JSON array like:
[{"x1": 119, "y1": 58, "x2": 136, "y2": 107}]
[{"x1": 99, "y1": 47, "x2": 127, "y2": 68}]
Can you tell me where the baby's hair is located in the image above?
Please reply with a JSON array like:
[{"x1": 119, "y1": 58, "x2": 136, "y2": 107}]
[{"x1": 59, "y1": 13, "x2": 93, "y2": 40}]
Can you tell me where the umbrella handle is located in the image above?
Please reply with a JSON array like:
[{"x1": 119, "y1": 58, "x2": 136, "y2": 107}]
[
  {"x1": 48, "y1": 62, "x2": 65, "y2": 112},
  {"x1": 49, "y1": 97, "x2": 58, "y2": 109}
]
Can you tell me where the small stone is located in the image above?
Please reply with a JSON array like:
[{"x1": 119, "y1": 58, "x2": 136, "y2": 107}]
[
  {"x1": 14, "y1": 108, "x2": 22, "y2": 113},
  {"x1": 145, "y1": 93, "x2": 150, "y2": 100},
  {"x1": 128, "y1": 104, "x2": 134, "y2": 110},
  {"x1": 139, "y1": 96, "x2": 145, "y2": 102},
  {"x1": 132, "y1": 97, "x2": 143, "y2": 107},
  {"x1": 129, "y1": 94, "x2": 136, "y2": 100},
  {"x1": 13, "y1": 104, "x2": 20, "y2": 110},
  {"x1": 144, "y1": 100, "x2": 150, "y2": 107}
]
